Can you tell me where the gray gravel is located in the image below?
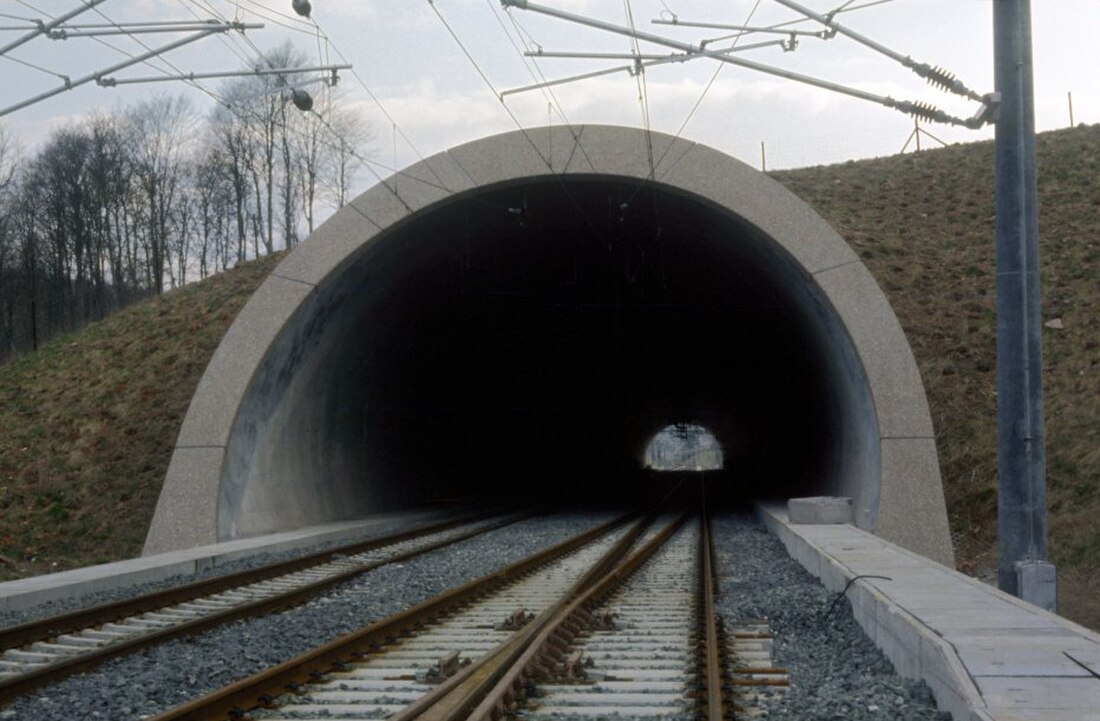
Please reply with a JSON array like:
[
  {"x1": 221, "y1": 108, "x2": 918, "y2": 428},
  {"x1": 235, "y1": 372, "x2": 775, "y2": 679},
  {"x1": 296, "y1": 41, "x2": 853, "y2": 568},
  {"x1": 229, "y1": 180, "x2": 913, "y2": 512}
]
[
  {"x1": 713, "y1": 514, "x2": 950, "y2": 721},
  {"x1": 2, "y1": 511, "x2": 619, "y2": 721}
]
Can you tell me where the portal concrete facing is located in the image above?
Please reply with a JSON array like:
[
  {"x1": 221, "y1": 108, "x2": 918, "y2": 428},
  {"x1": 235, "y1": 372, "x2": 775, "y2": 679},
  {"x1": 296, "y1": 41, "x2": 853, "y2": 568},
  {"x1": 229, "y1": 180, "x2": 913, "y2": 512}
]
[
  {"x1": 147, "y1": 125, "x2": 953, "y2": 566},
  {"x1": 759, "y1": 503, "x2": 1100, "y2": 721}
]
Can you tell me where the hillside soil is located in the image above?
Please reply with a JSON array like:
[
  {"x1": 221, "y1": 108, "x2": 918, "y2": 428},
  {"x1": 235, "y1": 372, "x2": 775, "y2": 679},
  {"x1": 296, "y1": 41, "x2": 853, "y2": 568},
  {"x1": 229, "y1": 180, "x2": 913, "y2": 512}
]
[{"x1": 0, "y1": 254, "x2": 284, "y2": 580}]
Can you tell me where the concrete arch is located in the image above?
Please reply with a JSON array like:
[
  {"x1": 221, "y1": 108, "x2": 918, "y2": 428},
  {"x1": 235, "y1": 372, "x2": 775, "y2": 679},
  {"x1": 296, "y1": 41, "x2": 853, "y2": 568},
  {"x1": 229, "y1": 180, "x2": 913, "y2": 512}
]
[{"x1": 144, "y1": 125, "x2": 953, "y2": 564}]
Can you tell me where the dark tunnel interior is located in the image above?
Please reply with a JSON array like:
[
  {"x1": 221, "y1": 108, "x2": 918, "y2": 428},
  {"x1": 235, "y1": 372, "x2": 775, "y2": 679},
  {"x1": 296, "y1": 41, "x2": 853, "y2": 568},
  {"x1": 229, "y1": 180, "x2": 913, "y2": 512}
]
[{"x1": 222, "y1": 176, "x2": 878, "y2": 532}]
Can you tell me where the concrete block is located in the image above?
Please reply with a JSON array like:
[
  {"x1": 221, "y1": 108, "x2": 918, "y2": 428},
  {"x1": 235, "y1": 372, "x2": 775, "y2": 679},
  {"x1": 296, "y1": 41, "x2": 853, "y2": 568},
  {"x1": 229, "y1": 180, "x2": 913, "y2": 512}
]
[
  {"x1": 788, "y1": 496, "x2": 854, "y2": 524},
  {"x1": 1016, "y1": 560, "x2": 1058, "y2": 612},
  {"x1": 873, "y1": 613, "x2": 919, "y2": 678},
  {"x1": 956, "y1": 635, "x2": 1099, "y2": 677},
  {"x1": 977, "y1": 677, "x2": 1100, "y2": 711}
]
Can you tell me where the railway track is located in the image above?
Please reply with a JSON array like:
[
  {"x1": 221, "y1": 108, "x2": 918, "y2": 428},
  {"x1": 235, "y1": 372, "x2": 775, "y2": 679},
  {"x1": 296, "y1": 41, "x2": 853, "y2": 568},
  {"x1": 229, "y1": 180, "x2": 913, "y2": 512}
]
[
  {"x1": 146, "y1": 509, "x2": 746, "y2": 721},
  {"x1": 0, "y1": 511, "x2": 530, "y2": 702}
]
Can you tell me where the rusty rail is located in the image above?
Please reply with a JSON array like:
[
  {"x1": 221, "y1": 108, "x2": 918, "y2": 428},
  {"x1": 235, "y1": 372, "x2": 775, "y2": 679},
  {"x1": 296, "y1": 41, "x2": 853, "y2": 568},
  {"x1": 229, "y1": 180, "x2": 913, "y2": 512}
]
[
  {"x1": 413, "y1": 515, "x2": 689, "y2": 721},
  {"x1": 0, "y1": 510, "x2": 524, "y2": 703},
  {"x1": 700, "y1": 508, "x2": 730, "y2": 720},
  {"x1": 146, "y1": 512, "x2": 637, "y2": 721}
]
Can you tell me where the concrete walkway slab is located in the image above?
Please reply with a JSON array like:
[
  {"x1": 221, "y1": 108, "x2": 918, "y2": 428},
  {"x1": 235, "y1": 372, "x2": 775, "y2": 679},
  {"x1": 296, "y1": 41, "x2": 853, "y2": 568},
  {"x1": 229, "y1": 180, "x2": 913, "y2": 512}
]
[
  {"x1": 759, "y1": 503, "x2": 1100, "y2": 721},
  {"x1": 0, "y1": 508, "x2": 458, "y2": 613}
]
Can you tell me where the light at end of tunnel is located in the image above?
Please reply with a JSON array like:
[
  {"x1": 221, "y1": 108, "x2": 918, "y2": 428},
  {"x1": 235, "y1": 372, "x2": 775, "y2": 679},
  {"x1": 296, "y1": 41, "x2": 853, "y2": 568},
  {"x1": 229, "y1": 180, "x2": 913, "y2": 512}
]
[{"x1": 644, "y1": 423, "x2": 724, "y2": 472}]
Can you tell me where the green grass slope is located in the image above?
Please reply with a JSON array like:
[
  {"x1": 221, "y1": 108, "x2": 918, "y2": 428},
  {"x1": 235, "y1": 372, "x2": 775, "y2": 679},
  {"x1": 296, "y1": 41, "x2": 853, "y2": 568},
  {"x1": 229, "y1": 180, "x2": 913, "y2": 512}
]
[
  {"x1": 774, "y1": 124, "x2": 1100, "y2": 628},
  {"x1": 0, "y1": 126, "x2": 1096, "y2": 629},
  {"x1": 0, "y1": 253, "x2": 284, "y2": 580}
]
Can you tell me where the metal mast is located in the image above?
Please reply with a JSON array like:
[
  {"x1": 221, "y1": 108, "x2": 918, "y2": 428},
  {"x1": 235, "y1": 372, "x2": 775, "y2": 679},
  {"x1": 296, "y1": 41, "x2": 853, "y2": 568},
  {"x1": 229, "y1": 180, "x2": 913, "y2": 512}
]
[{"x1": 993, "y1": 0, "x2": 1056, "y2": 610}]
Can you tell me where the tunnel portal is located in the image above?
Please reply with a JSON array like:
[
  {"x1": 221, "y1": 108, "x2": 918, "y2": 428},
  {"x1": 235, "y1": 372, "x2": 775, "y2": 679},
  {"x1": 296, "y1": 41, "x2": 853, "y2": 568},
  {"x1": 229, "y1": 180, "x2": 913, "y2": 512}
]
[{"x1": 146, "y1": 126, "x2": 953, "y2": 564}]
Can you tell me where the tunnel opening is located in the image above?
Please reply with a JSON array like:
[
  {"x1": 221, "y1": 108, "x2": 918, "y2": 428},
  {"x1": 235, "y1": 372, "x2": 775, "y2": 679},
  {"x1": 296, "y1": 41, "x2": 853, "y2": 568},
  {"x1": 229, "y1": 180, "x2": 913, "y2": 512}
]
[
  {"x1": 217, "y1": 175, "x2": 878, "y2": 537},
  {"x1": 148, "y1": 127, "x2": 952, "y2": 562},
  {"x1": 644, "y1": 424, "x2": 724, "y2": 472}
]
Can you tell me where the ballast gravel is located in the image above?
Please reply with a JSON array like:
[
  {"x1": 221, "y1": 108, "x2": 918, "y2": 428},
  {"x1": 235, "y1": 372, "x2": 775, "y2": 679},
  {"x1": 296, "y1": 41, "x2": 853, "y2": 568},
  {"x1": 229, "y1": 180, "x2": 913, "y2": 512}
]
[
  {"x1": 1, "y1": 511, "x2": 619, "y2": 721},
  {"x1": 713, "y1": 515, "x2": 951, "y2": 721}
]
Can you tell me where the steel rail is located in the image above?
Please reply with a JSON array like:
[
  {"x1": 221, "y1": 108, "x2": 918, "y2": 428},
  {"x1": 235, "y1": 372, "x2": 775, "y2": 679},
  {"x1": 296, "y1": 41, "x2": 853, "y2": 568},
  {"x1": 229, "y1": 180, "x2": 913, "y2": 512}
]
[
  {"x1": 386, "y1": 513, "x2": 669, "y2": 721},
  {"x1": 146, "y1": 512, "x2": 637, "y2": 721},
  {"x1": 0, "y1": 511, "x2": 523, "y2": 703},
  {"x1": 700, "y1": 509, "x2": 728, "y2": 721},
  {"x1": 415, "y1": 515, "x2": 689, "y2": 721}
]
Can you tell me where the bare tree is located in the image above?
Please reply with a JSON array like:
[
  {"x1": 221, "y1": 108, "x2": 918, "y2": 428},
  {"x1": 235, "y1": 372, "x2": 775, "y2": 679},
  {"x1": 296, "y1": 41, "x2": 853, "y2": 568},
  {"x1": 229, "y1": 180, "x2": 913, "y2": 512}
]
[
  {"x1": 192, "y1": 145, "x2": 234, "y2": 278},
  {"x1": 0, "y1": 124, "x2": 20, "y2": 355},
  {"x1": 294, "y1": 101, "x2": 325, "y2": 235},
  {"x1": 125, "y1": 94, "x2": 195, "y2": 294},
  {"x1": 322, "y1": 101, "x2": 371, "y2": 209},
  {"x1": 0, "y1": 56, "x2": 376, "y2": 362},
  {"x1": 86, "y1": 113, "x2": 132, "y2": 309},
  {"x1": 294, "y1": 88, "x2": 371, "y2": 232}
]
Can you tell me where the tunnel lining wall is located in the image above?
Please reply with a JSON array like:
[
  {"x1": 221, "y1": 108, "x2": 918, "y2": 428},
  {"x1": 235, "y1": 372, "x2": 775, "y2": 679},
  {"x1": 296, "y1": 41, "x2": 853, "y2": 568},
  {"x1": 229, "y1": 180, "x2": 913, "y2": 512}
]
[{"x1": 145, "y1": 125, "x2": 953, "y2": 565}]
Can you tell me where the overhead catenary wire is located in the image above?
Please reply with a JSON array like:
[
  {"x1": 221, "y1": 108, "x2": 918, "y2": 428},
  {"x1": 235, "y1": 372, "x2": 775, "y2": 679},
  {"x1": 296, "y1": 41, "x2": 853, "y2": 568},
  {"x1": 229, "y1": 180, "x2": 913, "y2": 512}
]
[
  {"x1": 4, "y1": 0, "x2": 242, "y2": 112},
  {"x1": 500, "y1": 0, "x2": 984, "y2": 129},
  {"x1": 653, "y1": 0, "x2": 764, "y2": 179},
  {"x1": 0, "y1": 12, "x2": 40, "y2": 23},
  {"x1": 430, "y1": 0, "x2": 610, "y2": 248},
  {"x1": 268, "y1": 1, "x2": 459, "y2": 192},
  {"x1": 624, "y1": 0, "x2": 656, "y2": 180},
  {"x1": 14, "y1": 2, "x2": 416, "y2": 233},
  {"x1": 490, "y1": 0, "x2": 602, "y2": 176},
  {"x1": 427, "y1": 0, "x2": 552, "y2": 171},
  {"x1": 0, "y1": 23, "x2": 255, "y2": 117},
  {"x1": 771, "y1": 0, "x2": 984, "y2": 101},
  {"x1": 0, "y1": 0, "x2": 108, "y2": 56},
  {"x1": 0, "y1": 49, "x2": 72, "y2": 80},
  {"x1": 178, "y1": 0, "x2": 255, "y2": 69},
  {"x1": 1, "y1": 1, "x2": 484, "y2": 257},
  {"x1": 234, "y1": 0, "x2": 316, "y2": 36}
]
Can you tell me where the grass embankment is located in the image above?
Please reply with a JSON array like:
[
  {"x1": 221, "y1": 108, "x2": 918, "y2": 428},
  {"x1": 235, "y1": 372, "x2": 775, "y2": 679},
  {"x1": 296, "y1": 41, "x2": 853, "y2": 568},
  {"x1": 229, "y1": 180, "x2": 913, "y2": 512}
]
[
  {"x1": 774, "y1": 124, "x2": 1100, "y2": 629},
  {"x1": 0, "y1": 126, "x2": 1097, "y2": 629},
  {"x1": 0, "y1": 253, "x2": 284, "y2": 580}
]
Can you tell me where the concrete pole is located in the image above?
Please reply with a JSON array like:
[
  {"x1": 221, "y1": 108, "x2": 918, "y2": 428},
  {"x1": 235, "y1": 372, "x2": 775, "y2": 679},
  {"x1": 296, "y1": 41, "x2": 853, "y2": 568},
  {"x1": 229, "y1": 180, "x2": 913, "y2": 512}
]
[{"x1": 993, "y1": 0, "x2": 1057, "y2": 610}]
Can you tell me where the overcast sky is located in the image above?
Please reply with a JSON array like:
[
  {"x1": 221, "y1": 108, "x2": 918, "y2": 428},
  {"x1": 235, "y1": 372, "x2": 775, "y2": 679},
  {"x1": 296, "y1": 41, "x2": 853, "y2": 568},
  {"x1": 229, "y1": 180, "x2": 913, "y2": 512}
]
[{"x1": 3, "y1": 1, "x2": 1098, "y2": 182}]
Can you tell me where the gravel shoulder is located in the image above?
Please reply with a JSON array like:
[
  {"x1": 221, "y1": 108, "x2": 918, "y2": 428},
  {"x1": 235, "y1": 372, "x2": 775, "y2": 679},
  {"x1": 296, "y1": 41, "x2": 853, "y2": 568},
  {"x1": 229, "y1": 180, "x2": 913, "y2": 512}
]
[{"x1": 713, "y1": 514, "x2": 950, "y2": 721}]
